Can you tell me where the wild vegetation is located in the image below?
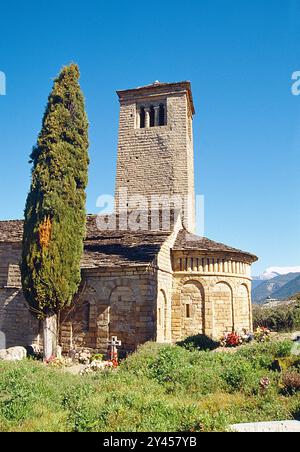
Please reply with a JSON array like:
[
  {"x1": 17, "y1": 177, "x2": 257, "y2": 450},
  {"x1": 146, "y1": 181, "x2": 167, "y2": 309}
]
[
  {"x1": 253, "y1": 296, "x2": 300, "y2": 332},
  {"x1": 0, "y1": 340, "x2": 299, "y2": 432}
]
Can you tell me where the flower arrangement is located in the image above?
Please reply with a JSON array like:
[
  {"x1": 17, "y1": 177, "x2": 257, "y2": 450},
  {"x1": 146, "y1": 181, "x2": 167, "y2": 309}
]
[
  {"x1": 220, "y1": 332, "x2": 243, "y2": 348},
  {"x1": 79, "y1": 349, "x2": 119, "y2": 375},
  {"x1": 90, "y1": 353, "x2": 104, "y2": 362},
  {"x1": 111, "y1": 351, "x2": 119, "y2": 368},
  {"x1": 45, "y1": 355, "x2": 72, "y2": 368},
  {"x1": 254, "y1": 327, "x2": 271, "y2": 343},
  {"x1": 79, "y1": 359, "x2": 115, "y2": 376}
]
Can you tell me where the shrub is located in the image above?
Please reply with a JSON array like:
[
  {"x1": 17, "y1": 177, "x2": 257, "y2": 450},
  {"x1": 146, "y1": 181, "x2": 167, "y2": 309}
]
[
  {"x1": 177, "y1": 334, "x2": 219, "y2": 351},
  {"x1": 282, "y1": 372, "x2": 300, "y2": 394},
  {"x1": 273, "y1": 356, "x2": 300, "y2": 373},
  {"x1": 253, "y1": 303, "x2": 300, "y2": 332},
  {"x1": 220, "y1": 357, "x2": 266, "y2": 395},
  {"x1": 235, "y1": 340, "x2": 293, "y2": 371},
  {"x1": 275, "y1": 340, "x2": 293, "y2": 358},
  {"x1": 122, "y1": 343, "x2": 225, "y2": 395}
]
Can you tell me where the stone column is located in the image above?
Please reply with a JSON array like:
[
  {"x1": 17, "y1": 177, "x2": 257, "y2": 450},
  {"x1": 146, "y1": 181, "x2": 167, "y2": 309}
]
[
  {"x1": 136, "y1": 109, "x2": 140, "y2": 129},
  {"x1": 154, "y1": 106, "x2": 160, "y2": 126},
  {"x1": 145, "y1": 107, "x2": 150, "y2": 128},
  {"x1": 214, "y1": 260, "x2": 218, "y2": 273},
  {"x1": 204, "y1": 258, "x2": 209, "y2": 273},
  {"x1": 199, "y1": 258, "x2": 203, "y2": 273},
  {"x1": 247, "y1": 264, "x2": 251, "y2": 277}
]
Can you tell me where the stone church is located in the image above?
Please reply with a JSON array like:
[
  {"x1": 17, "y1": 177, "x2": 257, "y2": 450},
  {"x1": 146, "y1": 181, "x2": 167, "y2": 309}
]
[{"x1": 0, "y1": 81, "x2": 257, "y2": 355}]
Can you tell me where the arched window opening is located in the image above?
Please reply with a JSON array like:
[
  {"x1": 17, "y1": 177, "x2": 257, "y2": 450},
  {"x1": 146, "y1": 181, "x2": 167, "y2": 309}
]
[
  {"x1": 181, "y1": 281, "x2": 205, "y2": 337},
  {"x1": 150, "y1": 106, "x2": 155, "y2": 127},
  {"x1": 140, "y1": 107, "x2": 145, "y2": 128},
  {"x1": 159, "y1": 104, "x2": 165, "y2": 126}
]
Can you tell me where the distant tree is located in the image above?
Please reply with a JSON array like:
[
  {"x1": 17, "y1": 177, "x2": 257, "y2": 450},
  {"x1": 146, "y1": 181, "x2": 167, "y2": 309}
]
[
  {"x1": 253, "y1": 302, "x2": 300, "y2": 332},
  {"x1": 21, "y1": 64, "x2": 89, "y2": 360}
]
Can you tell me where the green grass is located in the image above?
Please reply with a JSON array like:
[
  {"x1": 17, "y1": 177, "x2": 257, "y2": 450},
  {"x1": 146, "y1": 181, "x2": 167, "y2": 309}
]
[{"x1": 0, "y1": 340, "x2": 299, "y2": 432}]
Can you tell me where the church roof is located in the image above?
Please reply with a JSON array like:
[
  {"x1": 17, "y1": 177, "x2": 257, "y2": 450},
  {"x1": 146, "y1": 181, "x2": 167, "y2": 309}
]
[
  {"x1": 0, "y1": 217, "x2": 257, "y2": 266},
  {"x1": 0, "y1": 219, "x2": 23, "y2": 242},
  {"x1": 173, "y1": 230, "x2": 258, "y2": 262},
  {"x1": 117, "y1": 81, "x2": 195, "y2": 115},
  {"x1": 83, "y1": 215, "x2": 172, "y2": 267},
  {"x1": 0, "y1": 214, "x2": 176, "y2": 243},
  {"x1": 82, "y1": 231, "x2": 171, "y2": 268},
  {"x1": 0, "y1": 216, "x2": 172, "y2": 268}
]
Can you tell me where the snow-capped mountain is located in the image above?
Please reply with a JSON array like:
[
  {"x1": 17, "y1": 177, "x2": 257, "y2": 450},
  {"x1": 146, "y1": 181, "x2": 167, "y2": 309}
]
[
  {"x1": 253, "y1": 266, "x2": 300, "y2": 281},
  {"x1": 252, "y1": 266, "x2": 300, "y2": 304}
]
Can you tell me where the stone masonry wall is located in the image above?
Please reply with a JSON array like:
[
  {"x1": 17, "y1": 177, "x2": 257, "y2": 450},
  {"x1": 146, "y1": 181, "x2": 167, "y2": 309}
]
[
  {"x1": 0, "y1": 239, "x2": 161, "y2": 355},
  {"x1": 60, "y1": 266, "x2": 158, "y2": 356},
  {"x1": 155, "y1": 216, "x2": 182, "y2": 343},
  {"x1": 0, "y1": 243, "x2": 40, "y2": 348},
  {"x1": 171, "y1": 250, "x2": 253, "y2": 342},
  {"x1": 115, "y1": 89, "x2": 195, "y2": 232}
]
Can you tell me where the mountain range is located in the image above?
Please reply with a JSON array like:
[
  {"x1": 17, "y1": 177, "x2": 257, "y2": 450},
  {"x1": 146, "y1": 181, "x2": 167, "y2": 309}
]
[{"x1": 252, "y1": 267, "x2": 300, "y2": 304}]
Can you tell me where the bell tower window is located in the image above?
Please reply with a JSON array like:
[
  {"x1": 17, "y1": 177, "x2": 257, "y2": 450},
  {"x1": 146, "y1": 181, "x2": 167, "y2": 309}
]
[
  {"x1": 150, "y1": 106, "x2": 155, "y2": 127},
  {"x1": 139, "y1": 106, "x2": 145, "y2": 128},
  {"x1": 159, "y1": 104, "x2": 165, "y2": 126},
  {"x1": 136, "y1": 101, "x2": 167, "y2": 128}
]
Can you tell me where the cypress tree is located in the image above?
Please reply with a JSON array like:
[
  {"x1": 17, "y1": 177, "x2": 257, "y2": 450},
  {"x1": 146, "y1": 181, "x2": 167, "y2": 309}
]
[{"x1": 21, "y1": 64, "x2": 89, "y2": 359}]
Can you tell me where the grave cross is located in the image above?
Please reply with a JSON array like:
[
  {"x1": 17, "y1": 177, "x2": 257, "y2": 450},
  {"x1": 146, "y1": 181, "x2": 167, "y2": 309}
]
[{"x1": 108, "y1": 336, "x2": 121, "y2": 362}]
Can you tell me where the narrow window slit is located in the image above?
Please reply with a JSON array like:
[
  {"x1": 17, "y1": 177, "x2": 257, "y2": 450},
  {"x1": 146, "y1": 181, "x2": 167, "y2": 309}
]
[{"x1": 186, "y1": 304, "x2": 191, "y2": 318}]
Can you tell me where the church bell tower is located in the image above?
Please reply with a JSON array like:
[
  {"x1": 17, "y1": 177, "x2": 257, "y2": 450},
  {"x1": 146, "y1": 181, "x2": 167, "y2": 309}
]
[{"x1": 115, "y1": 81, "x2": 196, "y2": 232}]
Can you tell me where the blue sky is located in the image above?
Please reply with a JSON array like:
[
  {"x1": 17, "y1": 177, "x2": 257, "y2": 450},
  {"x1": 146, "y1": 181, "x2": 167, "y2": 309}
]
[{"x1": 0, "y1": 0, "x2": 299, "y2": 275}]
